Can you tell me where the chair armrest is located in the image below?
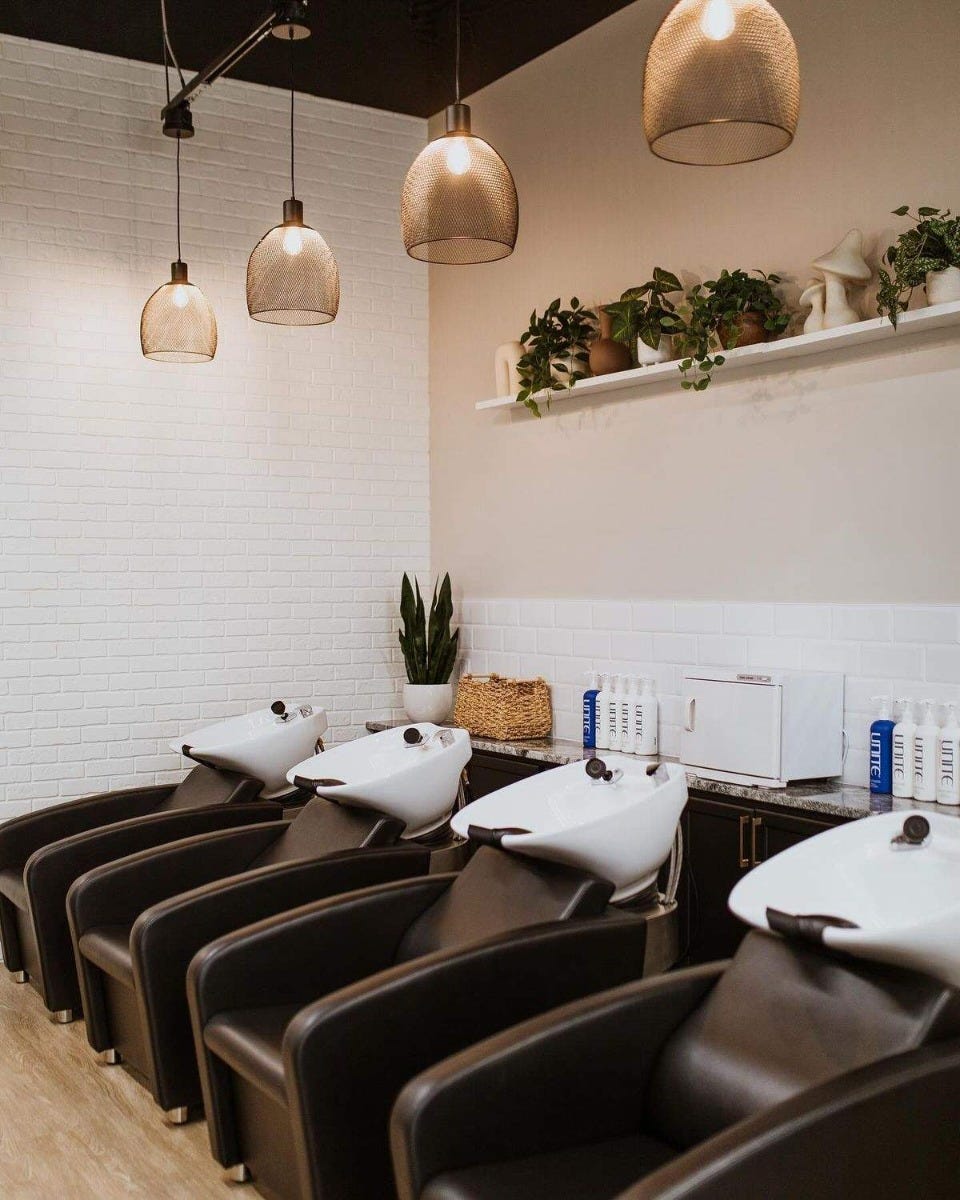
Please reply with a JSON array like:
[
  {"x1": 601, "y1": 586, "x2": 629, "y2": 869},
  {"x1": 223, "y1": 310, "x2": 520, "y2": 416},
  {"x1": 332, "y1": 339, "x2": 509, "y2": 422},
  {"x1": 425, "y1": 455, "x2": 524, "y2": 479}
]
[
  {"x1": 285, "y1": 915, "x2": 655, "y2": 1200},
  {"x1": 187, "y1": 873, "x2": 455, "y2": 1025},
  {"x1": 0, "y1": 784, "x2": 174, "y2": 871},
  {"x1": 23, "y1": 802, "x2": 280, "y2": 1013},
  {"x1": 67, "y1": 821, "x2": 290, "y2": 937},
  {"x1": 392, "y1": 962, "x2": 725, "y2": 1200},
  {"x1": 124, "y1": 843, "x2": 429, "y2": 1111},
  {"x1": 624, "y1": 1040, "x2": 960, "y2": 1200}
]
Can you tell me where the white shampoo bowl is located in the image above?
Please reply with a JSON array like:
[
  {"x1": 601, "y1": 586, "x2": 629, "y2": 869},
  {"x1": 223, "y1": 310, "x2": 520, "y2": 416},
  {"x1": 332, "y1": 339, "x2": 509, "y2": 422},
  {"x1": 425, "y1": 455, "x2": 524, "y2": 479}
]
[
  {"x1": 451, "y1": 757, "x2": 688, "y2": 902},
  {"x1": 171, "y1": 702, "x2": 328, "y2": 799},
  {"x1": 287, "y1": 724, "x2": 472, "y2": 838},
  {"x1": 729, "y1": 811, "x2": 960, "y2": 988}
]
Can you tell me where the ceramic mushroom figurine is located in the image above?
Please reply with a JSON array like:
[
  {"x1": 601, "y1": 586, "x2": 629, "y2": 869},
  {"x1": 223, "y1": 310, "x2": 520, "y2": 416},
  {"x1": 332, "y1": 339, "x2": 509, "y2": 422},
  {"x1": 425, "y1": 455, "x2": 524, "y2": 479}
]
[
  {"x1": 812, "y1": 230, "x2": 871, "y2": 329},
  {"x1": 799, "y1": 280, "x2": 826, "y2": 334}
]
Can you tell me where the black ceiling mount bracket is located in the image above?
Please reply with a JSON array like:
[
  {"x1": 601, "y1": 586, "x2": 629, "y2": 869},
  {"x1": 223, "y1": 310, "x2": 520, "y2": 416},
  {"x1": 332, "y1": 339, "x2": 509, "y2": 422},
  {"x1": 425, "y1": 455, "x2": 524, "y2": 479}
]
[
  {"x1": 159, "y1": 1, "x2": 311, "y2": 132},
  {"x1": 162, "y1": 99, "x2": 194, "y2": 139}
]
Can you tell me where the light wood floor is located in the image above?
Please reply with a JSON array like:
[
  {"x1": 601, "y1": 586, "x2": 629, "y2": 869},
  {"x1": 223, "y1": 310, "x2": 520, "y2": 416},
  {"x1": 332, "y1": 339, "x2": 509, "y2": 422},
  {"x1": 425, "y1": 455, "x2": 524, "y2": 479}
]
[{"x1": 0, "y1": 970, "x2": 253, "y2": 1199}]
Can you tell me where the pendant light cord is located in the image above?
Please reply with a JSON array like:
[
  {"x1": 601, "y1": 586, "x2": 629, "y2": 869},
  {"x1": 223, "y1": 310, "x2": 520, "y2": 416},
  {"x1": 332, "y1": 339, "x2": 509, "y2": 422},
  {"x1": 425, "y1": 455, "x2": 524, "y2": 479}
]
[
  {"x1": 454, "y1": 0, "x2": 461, "y2": 103},
  {"x1": 176, "y1": 134, "x2": 182, "y2": 262},
  {"x1": 289, "y1": 29, "x2": 296, "y2": 199}
]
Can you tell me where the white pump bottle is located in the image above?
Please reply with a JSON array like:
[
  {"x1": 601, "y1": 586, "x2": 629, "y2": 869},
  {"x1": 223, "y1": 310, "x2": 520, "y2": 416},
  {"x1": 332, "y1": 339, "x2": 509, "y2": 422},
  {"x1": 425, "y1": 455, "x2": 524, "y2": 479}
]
[
  {"x1": 636, "y1": 676, "x2": 659, "y2": 756},
  {"x1": 892, "y1": 699, "x2": 917, "y2": 799},
  {"x1": 608, "y1": 674, "x2": 624, "y2": 752},
  {"x1": 913, "y1": 700, "x2": 940, "y2": 803},
  {"x1": 938, "y1": 702, "x2": 960, "y2": 806},
  {"x1": 595, "y1": 673, "x2": 612, "y2": 751},
  {"x1": 624, "y1": 676, "x2": 639, "y2": 755}
]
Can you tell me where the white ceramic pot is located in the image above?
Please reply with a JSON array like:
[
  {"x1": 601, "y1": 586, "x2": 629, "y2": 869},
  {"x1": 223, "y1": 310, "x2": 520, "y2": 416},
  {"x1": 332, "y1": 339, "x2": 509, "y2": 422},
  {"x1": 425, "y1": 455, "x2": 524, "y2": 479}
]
[
  {"x1": 403, "y1": 683, "x2": 453, "y2": 724},
  {"x1": 636, "y1": 334, "x2": 673, "y2": 366},
  {"x1": 550, "y1": 349, "x2": 590, "y2": 386},
  {"x1": 926, "y1": 266, "x2": 960, "y2": 307}
]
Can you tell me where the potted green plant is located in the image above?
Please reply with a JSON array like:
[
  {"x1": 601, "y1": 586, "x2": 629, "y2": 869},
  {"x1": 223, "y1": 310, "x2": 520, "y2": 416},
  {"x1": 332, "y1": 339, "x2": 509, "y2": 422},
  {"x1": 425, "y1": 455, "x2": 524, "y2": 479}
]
[
  {"x1": 603, "y1": 268, "x2": 684, "y2": 366},
  {"x1": 673, "y1": 269, "x2": 790, "y2": 391},
  {"x1": 398, "y1": 572, "x2": 460, "y2": 723},
  {"x1": 516, "y1": 297, "x2": 596, "y2": 417},
  {"x1": 877, "y1": 206, "x2": 960, "y2": 327}
]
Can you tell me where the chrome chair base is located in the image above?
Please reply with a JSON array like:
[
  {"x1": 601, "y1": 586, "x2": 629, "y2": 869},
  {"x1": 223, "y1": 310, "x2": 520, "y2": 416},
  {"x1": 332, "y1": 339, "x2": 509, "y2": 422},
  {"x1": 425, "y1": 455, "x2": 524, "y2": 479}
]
[
  {"x1": 164, "y1": 1106, "x2": 190, "y2": 1126},
  {"x1": 12, "y1": 970, "x2": 28, "y2": 984},
  {"x1": 225, "y1": 1164, "x2": 251, "y2": 1183},
  {"x1": 101, "y1": 1049, "x2": 122, "y2": 1065},
  {"x1": 53, "y1": 1009, "x2": 75, "y2": 1024}
]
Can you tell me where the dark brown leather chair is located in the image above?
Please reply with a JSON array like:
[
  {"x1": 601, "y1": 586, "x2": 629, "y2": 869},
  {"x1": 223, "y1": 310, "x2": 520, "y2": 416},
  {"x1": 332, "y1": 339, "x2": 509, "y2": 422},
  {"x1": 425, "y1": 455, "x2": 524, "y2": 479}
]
[
  {"x1": 187, "y1": 845, "x2": 651, "y2": 1200},
  {"x1": 0, "y1": 764, "x2": 276, "y2": 1020},
  {"x1": 391, "y1": 930, "x2": 960, "y2": 1200},
  {"x1": 67, "y1": 798, "x2": 427, "y2": 1121}
]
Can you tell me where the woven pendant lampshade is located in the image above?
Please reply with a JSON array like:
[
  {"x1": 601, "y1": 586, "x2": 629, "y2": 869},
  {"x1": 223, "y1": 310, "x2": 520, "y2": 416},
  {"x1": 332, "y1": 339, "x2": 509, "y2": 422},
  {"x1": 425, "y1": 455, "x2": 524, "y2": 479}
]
[
  {"x1": 141, "y1": 260, "x2": 217, "y2": 362},
  {"x1": 247, "y1": 198, "x2": 340, "y2": 325},
  {"x1": 643, "y1": 0, "x2": 800, "y2": 166},
  {"x1": 246, "y1": 24, "x2": 339, "y2": 326},
  {"x1": 401, "y1": 102, "x2": 518, "y2": 264}
]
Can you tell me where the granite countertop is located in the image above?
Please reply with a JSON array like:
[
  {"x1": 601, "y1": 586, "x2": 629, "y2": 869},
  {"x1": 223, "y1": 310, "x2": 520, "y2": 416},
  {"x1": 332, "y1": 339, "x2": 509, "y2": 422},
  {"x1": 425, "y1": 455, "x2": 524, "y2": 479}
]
[{"x1": 366, "y1": 720, "x2": 959, "y2": 823}]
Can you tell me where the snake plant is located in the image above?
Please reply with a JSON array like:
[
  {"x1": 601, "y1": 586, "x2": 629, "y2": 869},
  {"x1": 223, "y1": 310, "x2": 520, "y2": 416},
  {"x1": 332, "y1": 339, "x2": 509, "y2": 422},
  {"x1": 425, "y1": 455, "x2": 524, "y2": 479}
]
[{"x1": 398, "y1": 572, "x2": 459, "y2": 684}]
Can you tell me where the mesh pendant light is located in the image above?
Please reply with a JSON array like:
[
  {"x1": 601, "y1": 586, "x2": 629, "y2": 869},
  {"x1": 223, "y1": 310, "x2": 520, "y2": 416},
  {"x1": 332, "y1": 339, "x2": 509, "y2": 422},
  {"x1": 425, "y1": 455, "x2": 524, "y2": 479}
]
[
  {"x1": 246, "y1": 32, "x2": 339, "y2": 325},
  {"x1": 643, "y1": 0, "x2": 800, "y2": 166},
  {"x1": 400, "y1": 1, "x2": 517, "y2": 264},
  {"x1": 141, "y1": 123, "x2": 217, "y2": 363}
]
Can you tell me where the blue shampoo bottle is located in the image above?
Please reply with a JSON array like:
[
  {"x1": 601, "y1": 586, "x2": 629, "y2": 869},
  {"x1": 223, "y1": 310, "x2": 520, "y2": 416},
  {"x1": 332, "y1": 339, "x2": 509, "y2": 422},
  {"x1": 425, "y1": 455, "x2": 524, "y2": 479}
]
[
  {"x1": 582, "y1": 671, "x2": 600, "y2": 749},
  {"x1": 870, "y1": 696, "x2": 895, "y2": 794}
]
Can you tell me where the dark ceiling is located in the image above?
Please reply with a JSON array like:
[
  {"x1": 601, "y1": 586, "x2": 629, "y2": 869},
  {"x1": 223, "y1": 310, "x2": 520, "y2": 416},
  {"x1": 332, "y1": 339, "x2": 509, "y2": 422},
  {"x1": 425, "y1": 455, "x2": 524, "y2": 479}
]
[{"x1": 0, "y1": 0, "x2": 638, "y2": 118}]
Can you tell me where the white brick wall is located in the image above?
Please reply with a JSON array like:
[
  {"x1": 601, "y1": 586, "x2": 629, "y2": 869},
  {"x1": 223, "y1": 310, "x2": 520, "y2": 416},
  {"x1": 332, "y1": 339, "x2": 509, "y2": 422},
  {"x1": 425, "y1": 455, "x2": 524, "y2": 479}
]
[
  {"x1": 0, "y1": 36, "x2": 429, "y2": 814},
  {"x1": 457, "y1": 600, "x2": 960, "y2": 787}
]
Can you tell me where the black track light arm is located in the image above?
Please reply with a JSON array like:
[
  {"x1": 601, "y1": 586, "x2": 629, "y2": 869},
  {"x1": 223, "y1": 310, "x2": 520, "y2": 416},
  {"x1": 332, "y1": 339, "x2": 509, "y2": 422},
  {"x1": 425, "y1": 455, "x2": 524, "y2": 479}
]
[{"x1": 160, "y1": 1, "x2": 310, "y2": 134}]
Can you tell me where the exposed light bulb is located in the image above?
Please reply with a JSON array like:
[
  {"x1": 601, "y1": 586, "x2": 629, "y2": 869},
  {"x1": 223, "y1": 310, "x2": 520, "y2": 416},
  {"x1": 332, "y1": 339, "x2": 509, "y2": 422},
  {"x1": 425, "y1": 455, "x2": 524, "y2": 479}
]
[
  {"x1": 445, "y1": 136, "x2": 471, "y2": 176},
  {"x1": 282, "y1": 224, "x2": 304, "y2": 255},
  {"x1": 171, "y1": 284, "x2": 190, "y2": 309},
  {"x1": 700, "y1": 0, "x2": 736, "y2": 41}
]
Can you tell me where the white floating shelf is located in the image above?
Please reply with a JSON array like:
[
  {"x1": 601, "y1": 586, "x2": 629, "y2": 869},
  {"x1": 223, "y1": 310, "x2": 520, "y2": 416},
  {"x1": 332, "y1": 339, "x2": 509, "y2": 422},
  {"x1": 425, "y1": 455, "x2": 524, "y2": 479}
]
[{"x1": 475, "y1": 300, "x2": 960, "y2": 411}]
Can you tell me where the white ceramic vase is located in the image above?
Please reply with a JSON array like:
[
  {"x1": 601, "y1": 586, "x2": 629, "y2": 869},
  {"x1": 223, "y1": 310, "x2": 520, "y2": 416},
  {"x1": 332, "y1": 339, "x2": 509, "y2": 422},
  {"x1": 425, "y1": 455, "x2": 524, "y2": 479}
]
[
  {"x1": 403, "y1": 683, "x2": 453, "y2": 724},
  {"x1": 551, "y1": 349, "x2": 590, "y2": 386},
  {"x1": 494, "y1": 341, "x2": 524, "y2": 396},
  {"x1": 636, "y1": 334, "x2": 673, "y2": 366},
  {"x1": 926, "y1": 267, "x2": 960, "y2": 307}
]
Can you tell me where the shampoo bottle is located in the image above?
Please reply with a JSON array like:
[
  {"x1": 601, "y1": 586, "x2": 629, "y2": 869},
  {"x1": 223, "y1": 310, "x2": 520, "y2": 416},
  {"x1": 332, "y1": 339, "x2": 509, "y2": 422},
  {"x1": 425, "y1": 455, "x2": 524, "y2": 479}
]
[
  {"x1": 892, "y1": 699, "x2": 917, "y2": 800},
  {"x1": 624, "y1": 676, "x2": 639, "y2": 756},
  {"x1": 608, "y1": 674, "x2": 624, "y2": 752},
  {"x1": 869, "y1": 696, "x2": 895, "y2": 795},
  {"x1": 937, "y1": 702, "x2": 960, "y2": 806},
  {"x1": 582, "y1": 671, "x2": 600, "y2": 750},
  {"x1": 595, "y1": 673, "x2": 611, "y2": 751},
  {"x1": 636, "y1": 676, "x2": 659, "y2": 756},
  {"x1": 913, "y1": 700, "x2": 940, "y2": 803}
]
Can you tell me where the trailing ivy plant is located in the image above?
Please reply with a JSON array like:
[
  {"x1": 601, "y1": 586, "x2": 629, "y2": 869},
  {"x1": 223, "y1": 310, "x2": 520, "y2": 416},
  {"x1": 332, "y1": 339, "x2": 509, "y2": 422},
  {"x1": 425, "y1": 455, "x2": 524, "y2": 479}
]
[
  {"x1": 516, "y1": 297, "x2": 596, "y2": 417},
  {"x1": 673, "y1": 269, "x2": 789, "y2": 391},
  {"x1": 877, "y1": 206, "x2": 960, "y2": 327},
  {"x1": 398, "y1": 572, "x2": 459, "y2": 685},
  {"x1": 603, "y1": 268, "x2": 684, "y2": 360}
]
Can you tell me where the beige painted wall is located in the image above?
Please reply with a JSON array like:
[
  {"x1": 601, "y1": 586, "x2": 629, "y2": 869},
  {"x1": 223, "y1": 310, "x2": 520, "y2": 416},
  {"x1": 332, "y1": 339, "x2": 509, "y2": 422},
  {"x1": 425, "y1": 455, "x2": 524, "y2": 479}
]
[{"x1": 429, "y1": 0, "x2": 960, "y2": 602}]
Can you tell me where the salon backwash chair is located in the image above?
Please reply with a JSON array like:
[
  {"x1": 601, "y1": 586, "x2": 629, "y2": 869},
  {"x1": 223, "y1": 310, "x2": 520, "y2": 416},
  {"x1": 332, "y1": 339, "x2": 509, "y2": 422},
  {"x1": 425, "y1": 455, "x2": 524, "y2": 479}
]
[
  {"x1": 67, "y1": 797, "x2": 428, "y2": 1122},
  {"x1": 0, "y1": 763, "x2": 277, "y2": 1021},
  {"x1": 188, "y1": 843, "x2": 662, "y2": 1200},
  {"x1": 390, "y1": 929, "x2": 960, "y2": 1200}
]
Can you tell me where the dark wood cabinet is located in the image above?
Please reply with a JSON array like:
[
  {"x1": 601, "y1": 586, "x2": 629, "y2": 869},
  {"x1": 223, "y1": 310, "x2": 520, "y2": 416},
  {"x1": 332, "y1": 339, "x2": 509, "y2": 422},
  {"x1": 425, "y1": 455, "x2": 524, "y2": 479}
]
[
  {"x1": 465, "y1": 750, "x2": 556, "y2": 801},
  {"x1": 680, "y1": 793, "x2": 846, "y2": 965}
]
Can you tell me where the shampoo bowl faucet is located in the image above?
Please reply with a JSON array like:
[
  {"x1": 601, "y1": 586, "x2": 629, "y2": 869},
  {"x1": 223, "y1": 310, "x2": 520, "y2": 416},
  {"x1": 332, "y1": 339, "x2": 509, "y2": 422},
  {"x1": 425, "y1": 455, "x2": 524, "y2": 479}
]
[
  {"x1": 585, "y1": 757, "x2": 623, "y2": 785},
  {"x1": 403, "y1": 727, "x2": 456, "y2": 750}
]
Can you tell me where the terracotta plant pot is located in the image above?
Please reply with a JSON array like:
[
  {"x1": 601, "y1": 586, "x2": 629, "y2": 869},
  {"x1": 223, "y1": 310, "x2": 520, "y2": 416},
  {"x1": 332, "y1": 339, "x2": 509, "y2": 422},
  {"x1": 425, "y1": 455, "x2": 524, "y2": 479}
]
[
  {"x1": 589, "y1": 308, "x2": 633, "y2": 376},
  {"x1": 719, "y1": 310, "x2": 768, "y2": 350}
]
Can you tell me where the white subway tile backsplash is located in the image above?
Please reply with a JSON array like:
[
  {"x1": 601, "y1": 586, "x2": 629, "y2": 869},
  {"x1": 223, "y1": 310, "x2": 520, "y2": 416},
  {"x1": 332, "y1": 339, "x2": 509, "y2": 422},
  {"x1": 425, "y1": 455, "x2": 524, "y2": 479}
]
[
  {"x1": 893, "y1": 608, "x2": 959, "y2": 645},
  {"x1": 2, "y1": 36, "x2": 429, "y2": 808},
  {"x1": 459, "y1": 599, "x2": 960, "y2": 789},
  {"x1": 675, "y1": 603, "x2": 724, "y2": 634},
  {"x1": 833, "y1": 606, "x2": 893, "y2": 643}
]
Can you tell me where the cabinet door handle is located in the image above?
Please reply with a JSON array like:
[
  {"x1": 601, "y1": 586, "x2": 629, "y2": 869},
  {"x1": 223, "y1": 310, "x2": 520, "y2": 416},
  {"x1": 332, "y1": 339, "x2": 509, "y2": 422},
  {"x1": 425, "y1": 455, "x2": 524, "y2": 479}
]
[
  {"x1": 738, "y1": 814, "x2": 749, "y2": 868},
  {"x1": 751, "y1": 816, "x2": 763, "y2": 867},
  {"x1": 684, "y1": 697, "x2": 696, "y2": 732}
]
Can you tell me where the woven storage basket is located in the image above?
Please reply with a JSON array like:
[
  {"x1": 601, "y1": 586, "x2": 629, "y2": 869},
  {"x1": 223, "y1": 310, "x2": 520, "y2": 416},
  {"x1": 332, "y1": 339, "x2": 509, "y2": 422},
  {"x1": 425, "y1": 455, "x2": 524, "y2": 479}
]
[{"x1": 454, "y1": 674, "x2": 552, "y2": 740}]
